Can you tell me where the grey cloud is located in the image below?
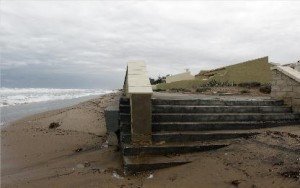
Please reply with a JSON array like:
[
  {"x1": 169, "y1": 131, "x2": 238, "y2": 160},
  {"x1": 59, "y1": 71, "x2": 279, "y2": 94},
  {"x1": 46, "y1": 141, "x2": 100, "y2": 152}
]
[{"x1": 1, "y1": 1, "x2": 300, "y2": 89}]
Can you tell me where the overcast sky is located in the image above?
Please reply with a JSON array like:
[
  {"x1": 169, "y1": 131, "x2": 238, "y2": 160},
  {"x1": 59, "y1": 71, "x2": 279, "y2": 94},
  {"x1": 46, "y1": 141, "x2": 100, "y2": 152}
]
[{"x1": 1, "y1": 1, "x2": 300, "y2": 89}]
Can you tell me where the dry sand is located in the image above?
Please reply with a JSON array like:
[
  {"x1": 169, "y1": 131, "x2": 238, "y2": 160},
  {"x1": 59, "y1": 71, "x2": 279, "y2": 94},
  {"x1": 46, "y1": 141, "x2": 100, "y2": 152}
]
[{"x1": 1, "y1": 92, "x2": 300, "y2": 188}]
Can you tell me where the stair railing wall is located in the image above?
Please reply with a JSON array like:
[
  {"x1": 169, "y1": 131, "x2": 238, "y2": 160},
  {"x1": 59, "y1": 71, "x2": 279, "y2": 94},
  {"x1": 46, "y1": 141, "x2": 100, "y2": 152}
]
[{"x1": 123, "y1": 62, "x2": 153, "y2": 144}]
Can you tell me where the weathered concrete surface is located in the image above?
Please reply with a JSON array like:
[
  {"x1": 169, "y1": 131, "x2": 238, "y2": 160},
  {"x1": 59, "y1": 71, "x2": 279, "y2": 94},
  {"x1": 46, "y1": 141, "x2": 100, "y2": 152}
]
[
  {"x1": 123, "y1": 62, "x2": 153, "y2": 144},
  {"x1": 271, "y1": 66, "x2": 300, "y2": 113},
  {"x1": 104, "y1": 105, "x2": 119, "y2": 133},
  {"x1": 130, "y1": 94, "x2": 152, "y2": 144},
  {"x1": 126, "y1": 61, "x2": 153, "y2": 95},
  {"x1": 122, "y1": 142, "x2": 227, "y2": 156},
  {"x1": 120, "y1": 91, "x2": 300, "y2": 174}
]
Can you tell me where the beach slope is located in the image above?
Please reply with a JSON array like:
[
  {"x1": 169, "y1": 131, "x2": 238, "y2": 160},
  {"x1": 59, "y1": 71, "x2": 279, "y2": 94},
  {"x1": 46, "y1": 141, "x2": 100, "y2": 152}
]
[{"x1": 1, "y1": 92, "x2": 300, "y2": 187}]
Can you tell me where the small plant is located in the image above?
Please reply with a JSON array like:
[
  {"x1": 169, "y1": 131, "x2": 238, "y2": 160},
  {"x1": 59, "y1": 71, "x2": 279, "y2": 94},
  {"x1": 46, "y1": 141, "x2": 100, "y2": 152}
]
[
  {"x1": 259, "y1": 85, "x2": 271, "y2": 94},
  {"x1": 49, "y1": 122, "x2": 60, "y2": 129},
  {"x1": 169, "y1": 88, "x2": 191, "y2": 92},
  {"x1": 196, "y1": 87, "x2": 211, "y2": 93},
  {"x1": 202, "y1": 79, "x2": 235, "y2": 87},
  {"x1": 238, "y1": 82, "x2": 261, "y2": 88},
  {"x1": 203, "y1": 79, "x2": 219, "y2": 87},
  {"x1": 153, "y1": 89, "x2": 166, "y2": 92},
  {"x1": 240, "y1": 89, "x2": 250, "y2": 94}
]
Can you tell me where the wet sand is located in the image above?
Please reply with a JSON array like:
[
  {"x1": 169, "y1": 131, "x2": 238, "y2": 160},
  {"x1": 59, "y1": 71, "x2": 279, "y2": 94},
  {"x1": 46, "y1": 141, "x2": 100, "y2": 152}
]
[{"x1": 1, "y1": 92, "x2": 300, "y2": 187}]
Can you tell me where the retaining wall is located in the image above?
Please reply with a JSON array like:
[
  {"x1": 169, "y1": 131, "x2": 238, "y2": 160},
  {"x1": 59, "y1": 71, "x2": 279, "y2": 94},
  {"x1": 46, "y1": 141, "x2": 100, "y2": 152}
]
[{"x1": 271, "y1": 66, "x2": 300, "y2": 113}]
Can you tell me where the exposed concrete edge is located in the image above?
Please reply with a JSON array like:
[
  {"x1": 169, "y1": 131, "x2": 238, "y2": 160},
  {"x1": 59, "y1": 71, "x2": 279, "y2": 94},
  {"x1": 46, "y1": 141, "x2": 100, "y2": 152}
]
[
  {"x1": 126, "y1": 61, "x2": 153, "y2": 96},
  {"x1": 123, "y1": 61, "x2": 153, "y2": 144},
  {"x1": 271, "y1": 66, "x2": 300, "y2": 83}
]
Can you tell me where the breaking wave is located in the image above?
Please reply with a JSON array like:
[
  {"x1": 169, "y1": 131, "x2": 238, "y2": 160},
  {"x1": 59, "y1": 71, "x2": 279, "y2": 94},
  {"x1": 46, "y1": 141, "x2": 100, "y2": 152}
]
[{"x1": 0, "y1": 87, "x2": 113, "y2": 107}]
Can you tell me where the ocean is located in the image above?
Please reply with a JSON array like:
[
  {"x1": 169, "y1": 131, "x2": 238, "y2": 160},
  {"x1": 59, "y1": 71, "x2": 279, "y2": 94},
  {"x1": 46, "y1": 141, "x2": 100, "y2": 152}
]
[{"x1": 0, "y1": 88, "x2": 113, "y2": 126}]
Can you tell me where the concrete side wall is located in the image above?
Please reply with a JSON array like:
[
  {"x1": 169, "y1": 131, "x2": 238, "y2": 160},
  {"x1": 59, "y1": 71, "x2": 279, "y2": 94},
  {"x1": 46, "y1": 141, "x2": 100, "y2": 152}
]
[
  {"x1": 271, "y1": 70, "x2": 300, "y2": 113},
  {"x1": 104, "y1": 105, "x2": 119, "y2": 133},
  {"x1": 123, "y1": 62, "x2": 153, "y2": 144},
  {"x1": 166, "y1": 72, "x2": 195, "y2": 83},
  {"x1": 296, "y1": 62, "x2": 300, "y2": 72},
  {"x1": 130, "y1": 94, "x2": 152, "y2": 144}
]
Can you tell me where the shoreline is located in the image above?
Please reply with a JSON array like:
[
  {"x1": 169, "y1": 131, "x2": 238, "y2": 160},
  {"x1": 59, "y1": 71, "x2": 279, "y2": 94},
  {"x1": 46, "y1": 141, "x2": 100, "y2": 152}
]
[
  {"x1": 1, "y1": 93, "x2": 114, "y2": 127},
  {"x1": 1, "y1": 92, "x2": 122, "y2": 187},
  {"x1": 1, "y1": 92, "x2": 300, "y2": 187}
]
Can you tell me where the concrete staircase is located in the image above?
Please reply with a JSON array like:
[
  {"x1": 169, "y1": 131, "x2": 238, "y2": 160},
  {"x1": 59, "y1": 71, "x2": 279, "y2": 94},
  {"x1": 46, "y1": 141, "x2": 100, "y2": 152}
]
[{"x1": 119, "y1": 97, "x2": 300, "y2": 174}]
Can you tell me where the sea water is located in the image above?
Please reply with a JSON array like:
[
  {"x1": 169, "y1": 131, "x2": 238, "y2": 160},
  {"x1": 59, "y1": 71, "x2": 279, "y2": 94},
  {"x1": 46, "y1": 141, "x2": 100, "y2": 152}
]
[{"x1": 0, "y1": 88, "x2": 113, "y2": 126}]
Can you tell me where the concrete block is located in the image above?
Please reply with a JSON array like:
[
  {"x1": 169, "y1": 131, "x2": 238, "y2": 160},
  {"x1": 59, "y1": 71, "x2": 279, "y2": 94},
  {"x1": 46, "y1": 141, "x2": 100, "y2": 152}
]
[
  {"x1": 271, "y1": 85, "x2": 280, "y2": 91},
  {"x1": 272, "y1": 91, "x2": 286, "y2": 99},
  {"x1": 285, "y1": 91, "x2": 295, "y2": 98},
  {"x1": 286, "y1": 79, "x2": 298, "y2": 86},
  {"x1": 271, "y1": 91, "x2": 277, "y2": 98},
  {"x1": 281, "y1": 86, "x2": 293, "y2": 92},
  {"x1": 293, "y1": 98, "x2": 300, "y2": 105},
  {"x1": 293, "y1": 86, "x2": 300, "y2": 94},
  {"x1": 104, "y1": 105, "x2": 119, "y2": 133},
  {"x1": 283, "y1": 97, "x2": 293, "y2": 106},
  {"x1": 277, "y1": 80, "x2": 287, "y2": 85},
  {"x1": 292, "y1": 105, "x2": 300, "y2": 113}
]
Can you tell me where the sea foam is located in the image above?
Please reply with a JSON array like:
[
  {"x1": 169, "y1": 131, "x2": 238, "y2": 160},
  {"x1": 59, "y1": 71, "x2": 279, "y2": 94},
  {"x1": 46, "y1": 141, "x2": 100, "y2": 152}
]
[{"x1": 0, "y1": 87, "x2": 113, "y2": 107}]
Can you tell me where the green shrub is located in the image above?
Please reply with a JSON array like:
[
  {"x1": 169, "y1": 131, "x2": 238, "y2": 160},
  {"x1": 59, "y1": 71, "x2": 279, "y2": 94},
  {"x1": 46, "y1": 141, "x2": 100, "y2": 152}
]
[
  {"x1": 153, "y1": 88, "x2": 166, "y2": 92},
  {"x1": 240, "y1": 89, "x2": 250, "y2": 94},
  {"x1": 170, "y1": 88, "x2": 191, "y2": 92},
  {"x1": 259, "y1": 85, "x2": 271, "y2": 94},
  {"x1": 238, "y1": 82, "x2": 261, "y2": 88},
  {"x1": 202, "y1": 79, "x2": 235, "y2": 87},
  {"x1": 49, "y1": 122, "x2": 60, "y2": 129},
  {"x1": 196, "y1": 87, "x2": 211, "y2": 93}
]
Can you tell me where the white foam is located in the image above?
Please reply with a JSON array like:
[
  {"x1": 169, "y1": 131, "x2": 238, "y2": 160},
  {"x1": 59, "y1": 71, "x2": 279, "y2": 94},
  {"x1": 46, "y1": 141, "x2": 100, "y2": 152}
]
[{"x1": 0, "y1": 87, "x2": 113, "y2": 107}]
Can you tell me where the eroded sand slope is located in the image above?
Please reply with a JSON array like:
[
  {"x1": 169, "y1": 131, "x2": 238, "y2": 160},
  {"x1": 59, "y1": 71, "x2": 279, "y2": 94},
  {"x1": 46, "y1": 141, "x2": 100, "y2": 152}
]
[{"x1": 1, "y1": 92, "x2": 300, "y2": 187}]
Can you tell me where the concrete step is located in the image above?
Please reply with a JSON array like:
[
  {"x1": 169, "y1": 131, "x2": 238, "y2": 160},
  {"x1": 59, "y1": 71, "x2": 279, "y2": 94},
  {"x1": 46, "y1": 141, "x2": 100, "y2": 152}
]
[
  {"x1": 152, "y1": 131, "x2": 258, "y2": 143},
  {"x1": 152, "y1": 105, "x2": 292, "y2": 114},
  {"x1": 120, "y1": 97, "x2": 130, "y2": 105},
  {"x1": 121, "y1": 130, "x2": 258, "y2": 144},
  {"x1": 120, "y1": 113, "x2": 131, "y2": 123},
  {"x1": 122, "y1": 142, "x2": 228, "y2": 156},
  {"x1": 119, "y1": 104, "x2": 130, "y2": 113},
  {"x1": 124, "y1": 155, "x2": 191, "y2": 174},
  {"x1": 119, "y1": 104, "x2": 292, "y2": 114},
  {"x1": 152, "y1": 121, "x2": 300, "y2": 132},
  {"x1": 120, "y1": 113, "x2": 300, "y2": 124},
  {"x1": 152, "y1": 113, "x2": 300, "y2": 122},
  {"x1": 152, "y1": 99, "x2": 284, "y2": 106}
]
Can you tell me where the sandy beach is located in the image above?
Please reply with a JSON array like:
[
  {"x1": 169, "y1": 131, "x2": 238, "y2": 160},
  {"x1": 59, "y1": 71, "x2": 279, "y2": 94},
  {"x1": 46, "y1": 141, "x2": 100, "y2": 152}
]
[{"x1": 1, "y1": 92, "x2": 300, "y2": 188}]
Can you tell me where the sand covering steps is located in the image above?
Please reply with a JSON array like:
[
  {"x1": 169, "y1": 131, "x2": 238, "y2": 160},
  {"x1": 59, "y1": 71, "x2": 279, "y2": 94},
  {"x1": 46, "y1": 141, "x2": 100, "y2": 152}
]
[{"x1": 119, "y1": 97, "x2": 300, "y2": 174}]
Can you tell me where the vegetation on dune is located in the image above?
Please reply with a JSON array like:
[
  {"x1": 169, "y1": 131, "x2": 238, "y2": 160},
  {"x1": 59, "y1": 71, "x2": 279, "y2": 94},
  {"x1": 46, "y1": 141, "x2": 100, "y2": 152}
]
[
  {"x1": 156, "y1": 56, "x2": 272, "y2": 91},
  {"x1": 259, "y1": 85, "x2": 271, "y2": 94},
  {"x1": 156, "y1": 79, "x2": 236, "y2": 90}
]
